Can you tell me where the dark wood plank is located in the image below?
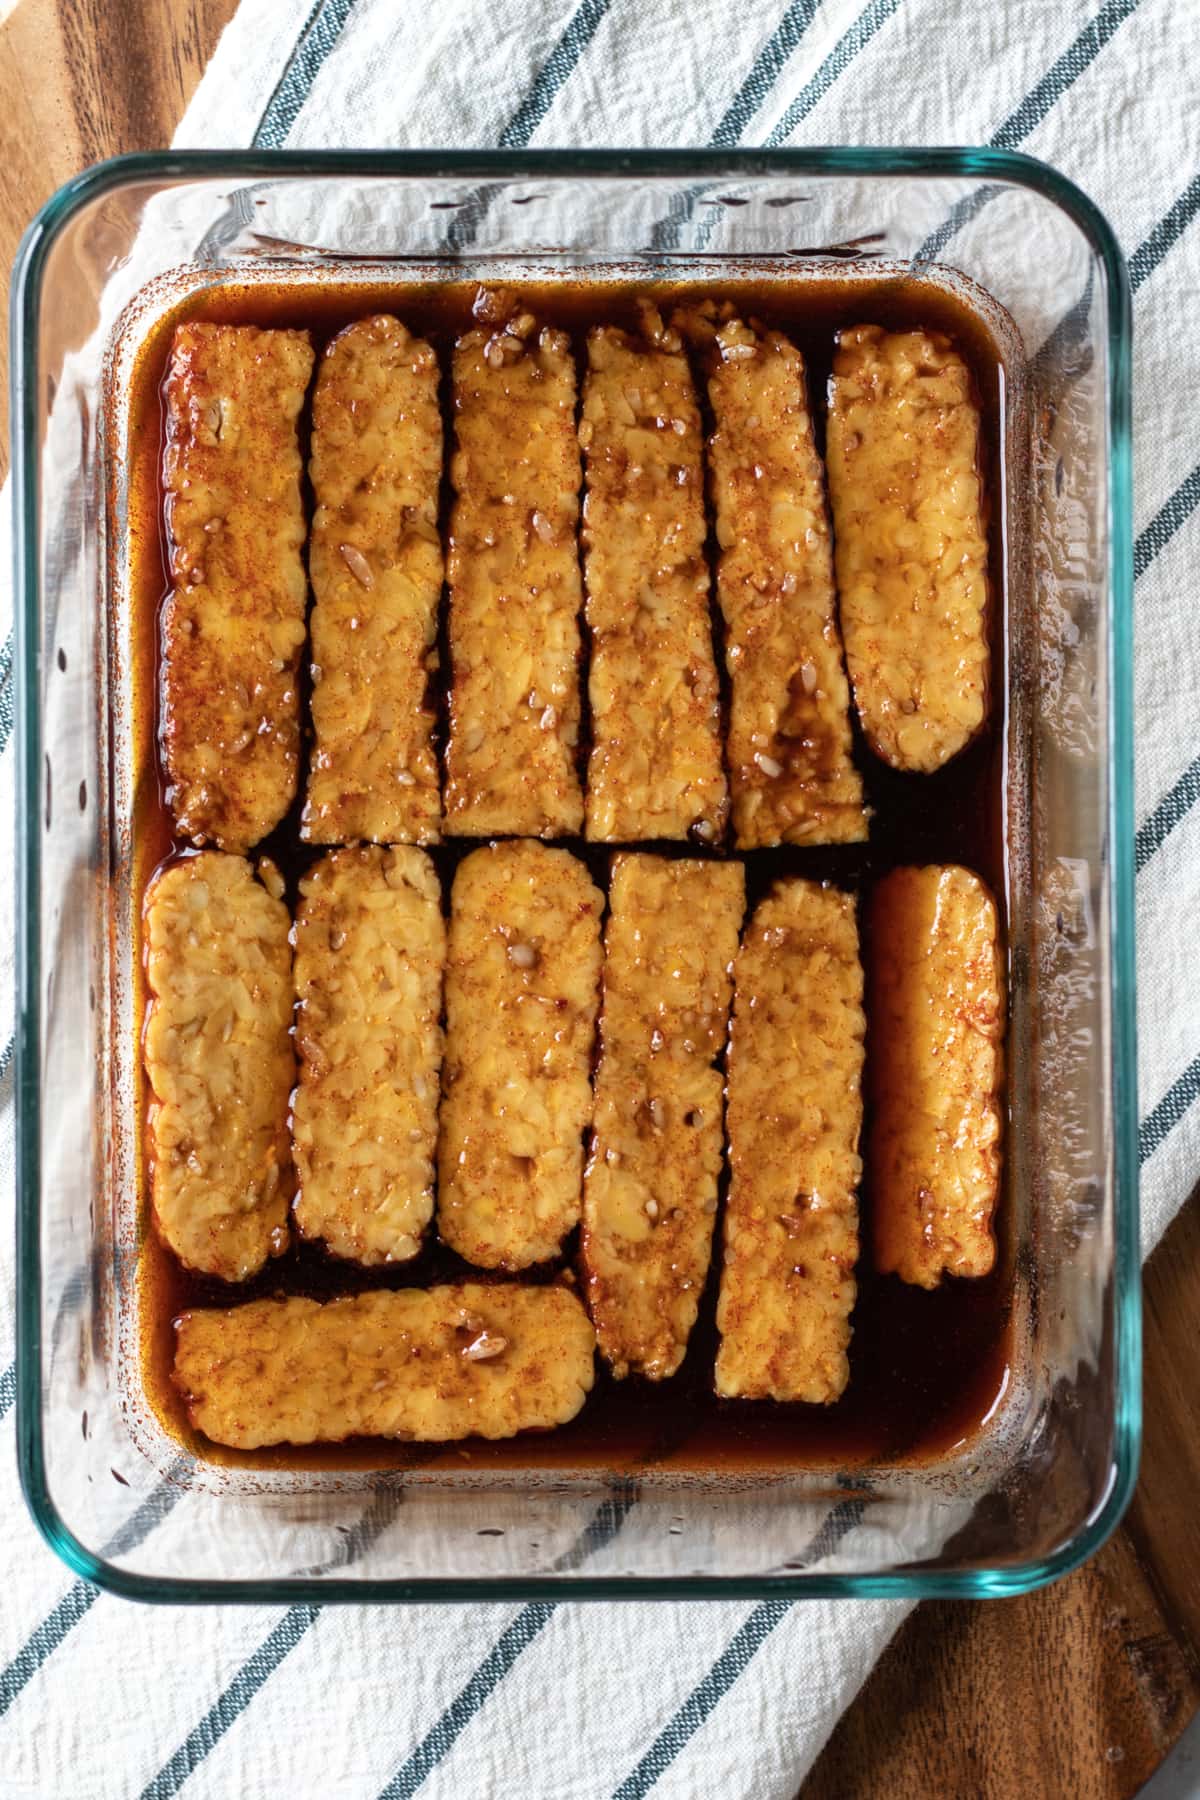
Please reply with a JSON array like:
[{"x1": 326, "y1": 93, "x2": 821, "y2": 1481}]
[
  {"x1": 804, "y1": 1190, "x2": 1200, "y2": 1798},
  {"x1": 1128, "y1": 1189, "x2": 1200, "y2": 1658}
]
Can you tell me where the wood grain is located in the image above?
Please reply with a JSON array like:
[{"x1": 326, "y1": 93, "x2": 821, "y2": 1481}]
[
  {"x1": 1, "y1": 4, "x2": 1197, "y2": 1795},
  {"x1": 804, "y1": 1190, "x2": 1200, "y2": 1799}
]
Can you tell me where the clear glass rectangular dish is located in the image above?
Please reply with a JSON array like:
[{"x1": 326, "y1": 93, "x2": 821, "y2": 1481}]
[{"x1": 12, "y1": 148, "x2": 1137, "y2": 1602}]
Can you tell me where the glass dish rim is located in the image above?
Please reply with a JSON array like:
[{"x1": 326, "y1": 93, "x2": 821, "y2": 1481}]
[{"x1": 11, "y1": 144, "x2": 1138, "y2": 1605}]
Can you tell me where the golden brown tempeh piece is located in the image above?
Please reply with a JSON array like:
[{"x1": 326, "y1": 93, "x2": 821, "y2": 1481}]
[
  {"x1": 161, "y1": 323, "x2": 313, "y2": 853},
  {"x1": 581, "y1": 854, "x2": 743, "y2": 1379},
  {"x1": 303, "y1": 316, "x2": 442, "y2": 845},
  {"x1": 826, "y1": 326, "x2": 990, "y2": 772},
  {"x1": 173, "y1": 1283, "x2": 596, "y2": 1448},
  {"x1": 581, "y1": 309, "x2": 726, "y2": 842},
  {"x1": 715, "y1": 881, "x2": 865, "y2": 1403},
  {"x1": 444, "y1": 296, "x2": 584, "y2": 837},
  {"x1": 291, "y1": 846, "x2": 444, "y2": 1266},
  {"x1": 677, "y1": 305, "x2": 866, "y2": 849},
  {"x1": 868, "y1": 865, "x2": 1003, "y2": 1286},
  {"x1": 143, "y1": 852, "x2": 293, "y2": 1281},
  {"x1": 437, "y1": 841, "x2": 603, "y2": 1270}
]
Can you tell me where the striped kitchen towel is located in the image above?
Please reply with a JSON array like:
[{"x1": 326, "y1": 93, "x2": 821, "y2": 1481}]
[{"x1": 3, "y1": 0, "x2": 1198, "y2": 1795}]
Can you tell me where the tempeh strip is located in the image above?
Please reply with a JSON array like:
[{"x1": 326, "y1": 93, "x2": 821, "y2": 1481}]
[
  {"x1": 292, "y1": 846, "x2": 444, "y2": 1266},
  {"x1": 437, "y1": 841, "x2": 603, "y2": 1269},
  {"x1": 581, "y1": 309, "x2": 726, "y2": 842},
  {"x1": 144, "y1": 852, "x2": 293, "y2": 1281},
  {"x1": 581, "y1": 854, "x2": 743, "y2": 1379},
  {"x1": 677, "y1": 305, "x2": 866, "y2": 849},
  {"x1": 174, "y1": 1284, "x2": 596, "y2": 1449},
  {"x1": 445, "y1": 294, "x2": 584, "y2": 836},
  {"x1": 826, "y1": 326, "x2": 990, "y2": 772},
  {"x1": 715, "y1": 880, "x2": 865, "y2": 1403},
  {"x1": 162, "y1": 323, "x2": 313, "y2": 852},
  {"x1": 868, "y1": 864, "x2": 1003, "y2": 1286},
  {"x1": 303, "y1": 316, "x2": 443, "y2": 845}
]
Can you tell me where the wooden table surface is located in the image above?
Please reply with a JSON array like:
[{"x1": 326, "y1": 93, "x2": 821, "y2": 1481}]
[{"x1": 1, "y1": 4, "x2": 1197, "y2": 1795}]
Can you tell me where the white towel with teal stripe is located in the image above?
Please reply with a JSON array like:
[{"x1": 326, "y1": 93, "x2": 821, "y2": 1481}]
[{"x1": 3, "y1": 0, "x2": 1198, "y2": 1794}]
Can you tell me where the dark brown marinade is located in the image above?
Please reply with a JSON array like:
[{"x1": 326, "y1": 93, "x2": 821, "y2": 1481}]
[{"x1": 127, "y1": 276, "x2": 1013, "y2": 1477}]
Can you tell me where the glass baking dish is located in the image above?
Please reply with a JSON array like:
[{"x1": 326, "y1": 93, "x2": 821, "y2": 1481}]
[{"x1": 12, "y1": 148, "x2": 1136, "y2": 1603}]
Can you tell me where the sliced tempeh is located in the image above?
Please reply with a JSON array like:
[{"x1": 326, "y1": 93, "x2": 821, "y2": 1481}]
[
  {"x1": 677, "y1": 304, "x2": 866, "y2": 849},
  {"x1": 161, "y1": 323, "x2": 313, "y2": 853},
  {"x1": 303, "y1": 316, "x2": 442, "y2": 845},
  {"x1": 715, "y1": 880, "x2": 865, "y2": 1403},
  {"x1": 868, "y1": 864, "x2": 1003, "y2": 1286},
  {"x1": 581, "y1": 307, "x2": 726, "y2": 842},
  {"x1": 437, "y1": 840, "x2": 603, "y2": 1270},
  {"x1": 291, "y1": 845, "x2": 444, "y2": 1266},
  {"x1": 143, "y1": 852, "x2": 293, "y2": 1281},
  {"x1": 444, "y1": 294, "x2": 584, "y2": 837},
  {"x1": 581, "y1": 854, "x2": 743, "y2": 1379},
  {"x1": 826, "y1": 325, "x2": 990, "y2": 772},
  {"x1": 174, "y1": 1283, "x2": 596, "y2": 1449}
]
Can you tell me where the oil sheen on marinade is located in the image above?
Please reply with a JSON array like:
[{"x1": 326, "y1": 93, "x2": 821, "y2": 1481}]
[{"x1": 134, "y1": 275, "x2": 1011, "y2": 1475}]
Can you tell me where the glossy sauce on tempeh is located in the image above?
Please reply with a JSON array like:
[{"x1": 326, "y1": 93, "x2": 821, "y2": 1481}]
[
  {"x1": 125, "y1": 274, "x2": 1014, "y2": 1477},
  {"x1": 716, "y1": 879, "x2": 865, "y2": 1404},
  {"x1": 291, "y1": 845, "x2": 445, "y2": 1267},
  {"x1": 160, "y1": 324, "x2": 312, "y2": 852},
  {"x1": 444, "y1": 301, "x2": 585, "y2": 837},
  {"x1": 678, "y1": 305, "x2": 867, "y2": 848},
  {"x1": 580, "y1": 311, "x2": 727, "y2": 842},
  {"x1": 582, "y1": 855, "x2": 743, "y2": 1380},
  {"x1": 303, "y1": 316, "x2": 444, "y2": 845}
]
